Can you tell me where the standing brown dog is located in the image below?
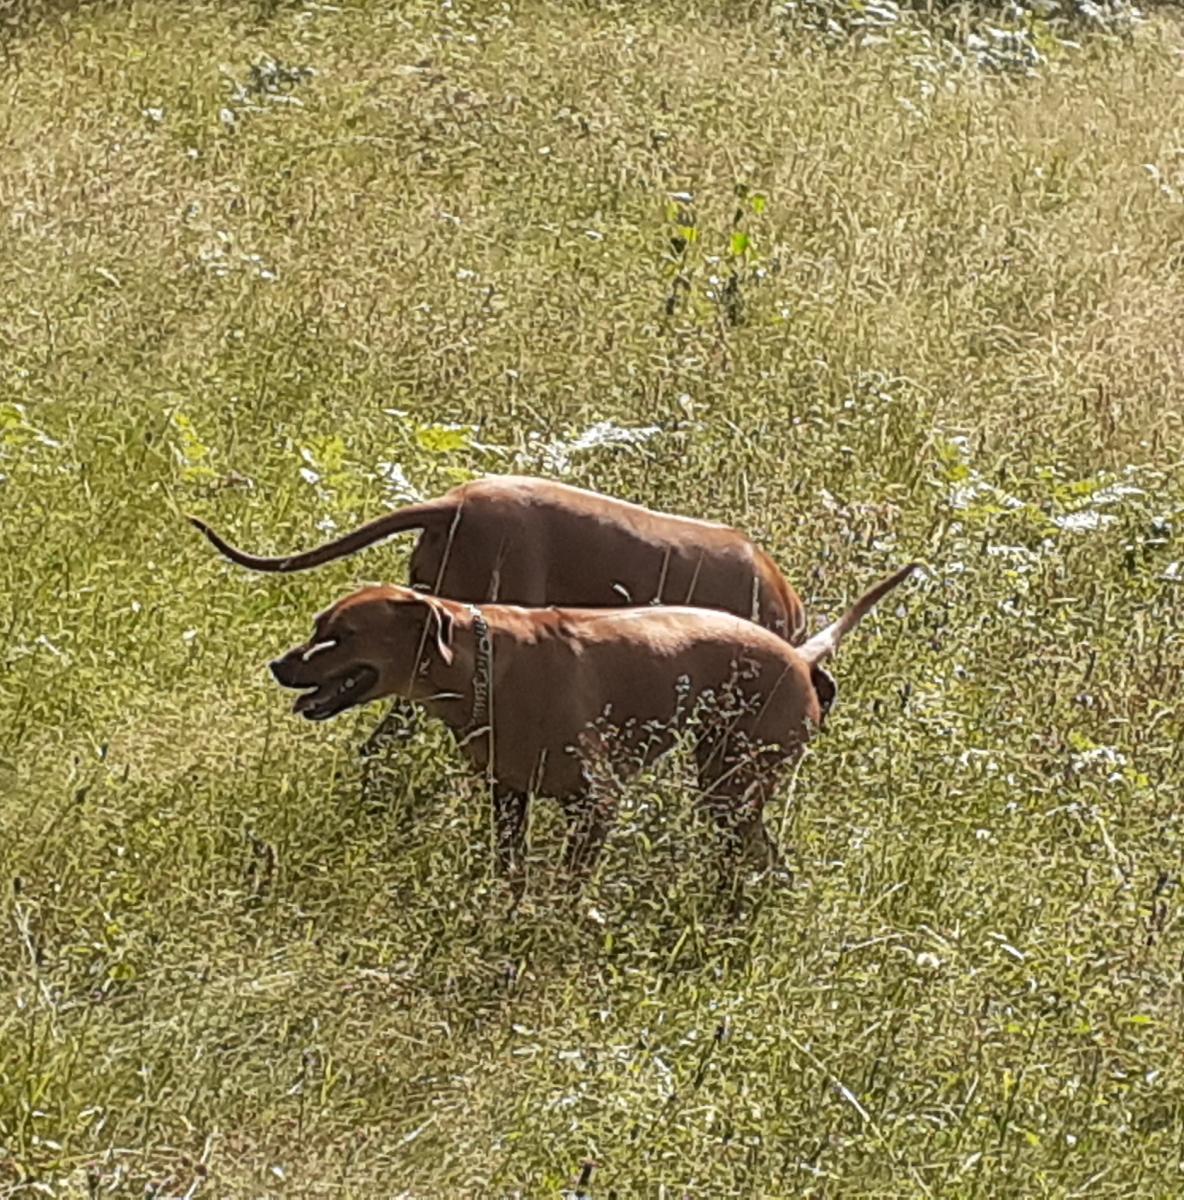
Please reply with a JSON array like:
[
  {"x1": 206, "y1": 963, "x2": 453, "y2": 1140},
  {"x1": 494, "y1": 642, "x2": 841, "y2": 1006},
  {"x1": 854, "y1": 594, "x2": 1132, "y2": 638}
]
[
  {"x1": 267, "y1": 564, "x2": 916, "y2": 882},
  {"x1": 190, "y1": 474, "x2": 807, "y2": 641}
]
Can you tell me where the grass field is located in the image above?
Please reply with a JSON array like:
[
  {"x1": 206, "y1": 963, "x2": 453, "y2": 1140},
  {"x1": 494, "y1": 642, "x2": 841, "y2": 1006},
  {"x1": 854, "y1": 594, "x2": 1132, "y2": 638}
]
[{"x1": 3, "y1": 0, "x2": 1184, "y2": 1194}]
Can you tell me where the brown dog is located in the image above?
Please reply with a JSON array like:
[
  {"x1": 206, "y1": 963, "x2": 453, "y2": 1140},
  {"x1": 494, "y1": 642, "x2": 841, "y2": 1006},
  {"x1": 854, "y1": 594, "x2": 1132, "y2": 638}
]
[
  {"x1": 267, "y1": 564, "x2": 916, "y2": 880},
  {"x1": 190, "y1": 474, "x2": 807, "y2": 642}
]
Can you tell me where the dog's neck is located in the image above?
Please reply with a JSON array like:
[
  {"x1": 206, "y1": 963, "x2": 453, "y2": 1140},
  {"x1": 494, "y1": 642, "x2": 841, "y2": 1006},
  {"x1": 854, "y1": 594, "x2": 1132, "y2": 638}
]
[
  {"x1": 416, "y1": 604, "x2": 494, "y2": 734},
  {"x1": 465, "y1": 604, "x2": 493, "y2": 727}
]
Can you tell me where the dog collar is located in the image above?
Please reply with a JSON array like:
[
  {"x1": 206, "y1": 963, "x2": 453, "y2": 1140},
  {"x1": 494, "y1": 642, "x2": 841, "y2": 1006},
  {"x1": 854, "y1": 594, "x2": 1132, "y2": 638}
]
[{"x1": 467, "y1": 604, "x2": 493, "y2": 728}]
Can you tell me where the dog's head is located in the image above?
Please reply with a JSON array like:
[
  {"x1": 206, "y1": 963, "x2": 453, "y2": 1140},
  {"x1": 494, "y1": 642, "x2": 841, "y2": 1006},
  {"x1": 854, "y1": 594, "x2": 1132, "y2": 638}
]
[{"x1": 269, "y1": 585, "x2": 455, "y2": 721}]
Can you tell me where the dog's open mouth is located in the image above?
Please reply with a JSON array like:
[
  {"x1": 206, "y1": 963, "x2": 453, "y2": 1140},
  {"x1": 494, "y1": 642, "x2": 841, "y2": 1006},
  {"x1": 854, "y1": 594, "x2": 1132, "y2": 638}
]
[{"x1": 291, "y1": 665, "x2": 379, "y2": 721}]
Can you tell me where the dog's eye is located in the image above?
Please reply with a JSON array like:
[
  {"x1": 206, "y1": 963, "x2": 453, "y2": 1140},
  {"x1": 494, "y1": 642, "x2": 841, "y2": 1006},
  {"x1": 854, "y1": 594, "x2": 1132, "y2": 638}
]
[{"x1": 344, "y1": 676, "x2": 356, "y2": 689}]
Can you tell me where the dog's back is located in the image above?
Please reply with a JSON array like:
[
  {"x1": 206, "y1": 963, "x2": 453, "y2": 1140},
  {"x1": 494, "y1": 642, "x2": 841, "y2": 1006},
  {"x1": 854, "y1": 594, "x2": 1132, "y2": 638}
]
[{"x1": 408, "y1": 476, "x2": 805, "y2": 639}]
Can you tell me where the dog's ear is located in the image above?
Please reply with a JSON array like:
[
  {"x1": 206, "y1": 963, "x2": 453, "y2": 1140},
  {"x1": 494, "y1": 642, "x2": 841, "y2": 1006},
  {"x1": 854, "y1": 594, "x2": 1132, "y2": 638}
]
[
  {"x1": 386, "y1": 594, "x2": 455, "y2": 666},
  {"x1": 428, "y1": 600, "x2": 455, "y2": 665}
]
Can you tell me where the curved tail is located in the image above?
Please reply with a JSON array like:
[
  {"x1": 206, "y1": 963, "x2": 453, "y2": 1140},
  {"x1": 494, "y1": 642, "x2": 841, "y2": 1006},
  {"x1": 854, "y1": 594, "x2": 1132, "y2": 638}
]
[
  {"x1": 187, "y1": 498, "x2": 456, "y2": 573},
  {"x1": 798, "y1": 563, "x2": 919, "y2": 667}
]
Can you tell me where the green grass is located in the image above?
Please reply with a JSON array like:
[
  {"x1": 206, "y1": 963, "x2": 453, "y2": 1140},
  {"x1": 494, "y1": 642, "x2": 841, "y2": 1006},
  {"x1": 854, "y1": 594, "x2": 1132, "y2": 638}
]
[{"x1": 2, "y1": 0, "x2": 1183, "y2": 1194}]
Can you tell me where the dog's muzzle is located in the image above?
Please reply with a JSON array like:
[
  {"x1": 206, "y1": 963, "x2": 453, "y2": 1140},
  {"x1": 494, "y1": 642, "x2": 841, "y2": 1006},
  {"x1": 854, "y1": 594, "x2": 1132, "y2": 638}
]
[
  {"x1": 269, "y1": 653, "x2": 379, "y2": 721},
  {"x1": 269, "y1": 654, "x2": 301, "y2": 687}
]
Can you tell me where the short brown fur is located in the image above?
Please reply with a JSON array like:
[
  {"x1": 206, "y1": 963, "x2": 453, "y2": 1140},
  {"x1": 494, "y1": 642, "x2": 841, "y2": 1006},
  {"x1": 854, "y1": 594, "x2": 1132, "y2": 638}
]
[{"x1": 268, "y1": 565, "x2": 916, "y2": 882}]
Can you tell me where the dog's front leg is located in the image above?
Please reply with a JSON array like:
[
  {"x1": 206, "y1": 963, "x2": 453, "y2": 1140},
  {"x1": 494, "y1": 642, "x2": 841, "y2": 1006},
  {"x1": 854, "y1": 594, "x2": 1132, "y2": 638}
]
[
  {"x1": 359, "y1": 700, "x2": 424, "y2": 810},
  {"x1": 360, "y1": 699, "x2": 422, "y2": 757},
  {"x1": 492, "y1": 788, "x2": 529, "y2": 879}
]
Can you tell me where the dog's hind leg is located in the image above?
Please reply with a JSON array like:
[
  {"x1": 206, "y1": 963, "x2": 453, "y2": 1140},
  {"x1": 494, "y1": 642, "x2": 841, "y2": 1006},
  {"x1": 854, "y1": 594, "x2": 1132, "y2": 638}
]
[
  {"x1": 696, "y1": 747, "x2": 791, "y2": 880},
  {"x1": 561, "y1": 793, "x2": 617, "y2": 884}
]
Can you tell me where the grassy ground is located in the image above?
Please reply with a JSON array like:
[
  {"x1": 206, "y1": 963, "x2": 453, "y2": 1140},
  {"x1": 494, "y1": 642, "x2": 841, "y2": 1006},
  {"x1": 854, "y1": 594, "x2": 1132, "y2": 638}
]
[{"x1": 2, "y1": 0, "x2": 1183, "y2": 1194}]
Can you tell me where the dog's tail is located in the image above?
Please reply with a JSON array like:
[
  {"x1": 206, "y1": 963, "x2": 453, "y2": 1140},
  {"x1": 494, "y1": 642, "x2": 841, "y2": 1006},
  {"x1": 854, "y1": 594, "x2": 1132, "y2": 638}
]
[
  {"x1": 797, "y1": 563, "x2": 918, "y2": 668},
  {"x1": 187, "y1": 498, "x2": 456, "y2": 573}
]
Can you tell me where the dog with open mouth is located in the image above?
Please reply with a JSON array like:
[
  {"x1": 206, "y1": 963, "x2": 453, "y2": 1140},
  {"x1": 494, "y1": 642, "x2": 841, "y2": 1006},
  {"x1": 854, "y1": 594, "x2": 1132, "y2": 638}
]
[{"x1": 269, "y1": 565, "x2": 917, "y2": 883}]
